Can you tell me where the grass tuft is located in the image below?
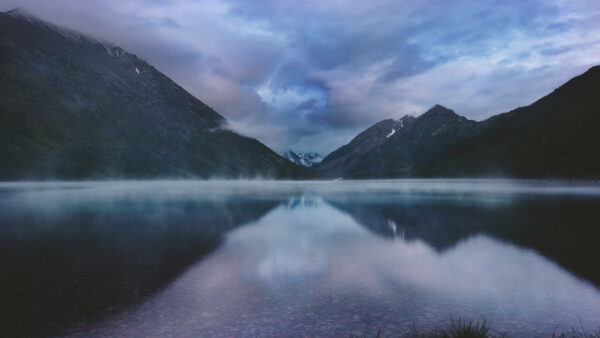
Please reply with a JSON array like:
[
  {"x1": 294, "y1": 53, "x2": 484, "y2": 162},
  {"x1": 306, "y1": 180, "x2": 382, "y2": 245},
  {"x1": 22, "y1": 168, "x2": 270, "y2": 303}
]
[
  {"x1": 405, "y1": 317, "x2": 504, "y2": 338},
  {"x1": 349, "y1": 317, "x2": 600, "y2": 338},
  {"x1": 350, "y1": 317, "x2": 505, "y2": 338},
  {"x1": 552, "y1": 327, "x2": 600, "y2": 338}
]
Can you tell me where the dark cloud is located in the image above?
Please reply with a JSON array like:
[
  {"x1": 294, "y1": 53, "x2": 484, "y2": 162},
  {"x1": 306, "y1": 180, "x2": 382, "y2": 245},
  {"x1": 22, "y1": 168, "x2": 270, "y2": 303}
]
[{"x1": 1, "y1": 0, "x2": 599, "y2": 154}]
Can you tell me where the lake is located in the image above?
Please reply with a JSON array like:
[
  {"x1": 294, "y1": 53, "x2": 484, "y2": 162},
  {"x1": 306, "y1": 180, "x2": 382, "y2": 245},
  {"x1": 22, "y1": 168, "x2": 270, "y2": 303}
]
[{"x1": 1, "y1": 180, "x2": 599, "y2": 336}]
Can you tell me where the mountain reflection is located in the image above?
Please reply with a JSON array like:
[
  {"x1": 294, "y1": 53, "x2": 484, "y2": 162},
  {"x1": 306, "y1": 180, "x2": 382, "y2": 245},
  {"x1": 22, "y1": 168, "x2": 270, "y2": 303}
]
[
  {"x1": 79, "y1": 192, "x2": 600, "y2": 337},
  {"x1": 0, "y1": 183, "x2": 283, "y2": 336},
  {"x1": 328, "y1": 195, "x2": 600, "y2": 286},
  {"x1": 1, "y1": 180, "x2": 599, "y2": 337}
]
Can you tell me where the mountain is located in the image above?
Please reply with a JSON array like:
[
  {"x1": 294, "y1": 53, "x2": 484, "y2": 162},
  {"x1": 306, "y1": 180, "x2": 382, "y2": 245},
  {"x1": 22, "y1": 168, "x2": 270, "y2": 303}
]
[
  {"x1": 348, "y1": 105, "x2": 477, "y2": 178},
  {"x1": 315, "y1": 106, "x2": 476, "y2": 178},
  {"x1": 313, "y1": 116, "x2": 415, "y2": 177},
  {"x1": 317, "y1": 66, "x2": 600, "y2": 179},
  {"x1": 0, "y1": 10, "x2": 318, "y2": 180},
  {"x1": 282, "y1": 150, "x2": 322, "y2": 167},
  {"x1": 420, "y1": 66, "x2": 600, "y2": 178}
]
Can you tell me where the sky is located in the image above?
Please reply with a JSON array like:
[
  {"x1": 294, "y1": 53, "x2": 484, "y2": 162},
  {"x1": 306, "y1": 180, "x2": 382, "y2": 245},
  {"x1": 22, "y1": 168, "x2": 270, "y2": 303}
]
[{"x1": 2, "y1": 0, "x2": 600, "y2": 154}]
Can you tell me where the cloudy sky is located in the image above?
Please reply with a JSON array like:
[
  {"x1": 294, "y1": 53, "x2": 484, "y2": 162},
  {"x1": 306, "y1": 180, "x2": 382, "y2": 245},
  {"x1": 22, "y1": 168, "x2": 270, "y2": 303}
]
[{"x1": 2, "y1": 0, "x2": 599, "y2": 154}]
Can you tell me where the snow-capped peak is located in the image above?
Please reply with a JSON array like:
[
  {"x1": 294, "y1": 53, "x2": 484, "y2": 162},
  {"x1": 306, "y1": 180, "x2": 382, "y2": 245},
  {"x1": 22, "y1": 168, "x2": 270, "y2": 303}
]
[{"x1": 283, "y1": 150, "x2": 322, "y2": 167}]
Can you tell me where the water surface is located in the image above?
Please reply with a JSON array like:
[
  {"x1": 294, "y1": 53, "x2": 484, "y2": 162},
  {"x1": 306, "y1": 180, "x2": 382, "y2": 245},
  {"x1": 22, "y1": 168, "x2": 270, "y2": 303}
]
[{"x1": 1, "y1": 180, "x2": 599, "y2": 336}]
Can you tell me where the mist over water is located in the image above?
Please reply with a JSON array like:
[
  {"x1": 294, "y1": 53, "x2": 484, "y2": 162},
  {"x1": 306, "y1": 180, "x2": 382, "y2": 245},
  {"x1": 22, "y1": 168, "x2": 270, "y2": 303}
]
[{"x1": 1, "y1": 180, "x2": 599, "y2": 336}]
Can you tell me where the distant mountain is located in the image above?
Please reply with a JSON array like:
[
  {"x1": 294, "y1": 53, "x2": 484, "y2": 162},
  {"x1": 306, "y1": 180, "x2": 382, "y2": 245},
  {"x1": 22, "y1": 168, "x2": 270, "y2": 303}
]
[
  {"x1": 0, "y1": 10, "x2": 318, "y2": 180},
  {"x1": 313, "y1": 116, "x2": 415, "y2": 177},
  {"x1": 314, "y1": 106, "x2": 476, "y2": 178},
  {"x1": 283, "y1": 150, "x2": 322, "y2": 167},
  {"x1": 317, "y1": 66, "x2": 600, "y2": 179},
  {"x1": 347, "y1": 105, "x2": 477, "y2": 178}
]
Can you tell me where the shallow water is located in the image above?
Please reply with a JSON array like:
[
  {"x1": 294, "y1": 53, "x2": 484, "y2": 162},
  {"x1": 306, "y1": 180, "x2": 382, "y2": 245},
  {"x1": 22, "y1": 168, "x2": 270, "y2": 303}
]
[{"x1": 1, "y1": 180, "x2": 599, "y2": 336}]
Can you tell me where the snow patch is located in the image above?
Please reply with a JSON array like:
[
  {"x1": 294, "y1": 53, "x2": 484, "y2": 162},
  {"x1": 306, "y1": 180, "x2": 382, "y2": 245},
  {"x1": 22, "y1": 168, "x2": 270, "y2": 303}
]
[
  {"x1": 135, "y1": 67, "x2": 140, "y2": 75},
  {"x1": 283, "y1": 151, "x2": 322, "y2": 167},
  {"x1": 386, "y1": 128, "x2": 396, "y2": 138}
]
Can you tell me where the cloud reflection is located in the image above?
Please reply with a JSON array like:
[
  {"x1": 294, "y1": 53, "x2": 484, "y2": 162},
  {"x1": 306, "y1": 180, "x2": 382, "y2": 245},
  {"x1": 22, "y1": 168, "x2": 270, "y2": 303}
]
[{"x1": 82, "y1": 194, "x2": 600, "y2": 337}]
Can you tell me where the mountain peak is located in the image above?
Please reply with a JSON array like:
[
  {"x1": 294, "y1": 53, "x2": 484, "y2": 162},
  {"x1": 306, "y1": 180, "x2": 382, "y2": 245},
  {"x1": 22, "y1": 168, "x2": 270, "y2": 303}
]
[
  {"x1": 422, "y1": 104, "x2": 455, "y2": 116},
  {"x1": 283, "y1": 150, "x2": 322, "y2": 167},
  {"x1": 418, "y1": 105, "x2": 468, "y2": 123}
]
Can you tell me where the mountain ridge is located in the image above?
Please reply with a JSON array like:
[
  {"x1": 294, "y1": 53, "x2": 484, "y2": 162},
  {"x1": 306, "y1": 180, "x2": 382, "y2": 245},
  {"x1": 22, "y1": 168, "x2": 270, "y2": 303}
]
[
  {"x1": 0, "y1": 10, "x2": 319, "y2": 180},
  {"x1": 313, "y1": 115, "x2": 415, "y2": 177},
  {"x1": 418, "y1": 65, "x2": 600, "y2": 178},
  {"x1": 316, "y1": 66, "x2": 600, "y2": 179}
]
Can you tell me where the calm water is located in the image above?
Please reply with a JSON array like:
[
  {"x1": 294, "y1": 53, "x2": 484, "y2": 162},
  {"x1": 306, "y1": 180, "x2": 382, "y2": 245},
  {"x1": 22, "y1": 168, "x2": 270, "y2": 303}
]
[{"x1": 1, "y1": 180, "x2": 599, "y2": 336}]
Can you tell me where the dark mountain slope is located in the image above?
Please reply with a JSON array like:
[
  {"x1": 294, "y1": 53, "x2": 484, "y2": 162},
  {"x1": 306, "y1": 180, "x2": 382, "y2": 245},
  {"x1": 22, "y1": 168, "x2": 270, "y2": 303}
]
[
  {"x1": 0, "y1": 10, "x2": 317, "y2": 179},
  {"x1": 420, "y1": 66, "x2": 600, "y2": 178},
  {"x1": 313, "y1": 116, "x2": 414, "y2": 177},
  {"x1": 317, "y1": 66, "x2": 600, "y2": 179},
  {"x1": 347, "y1": 105, "x2": 477, "y2": 178}
]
